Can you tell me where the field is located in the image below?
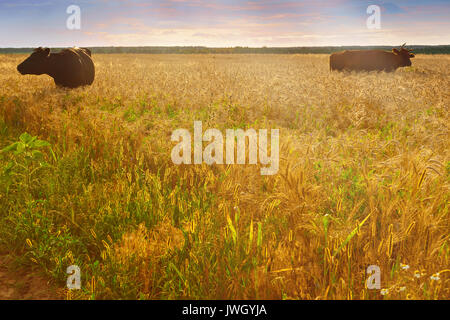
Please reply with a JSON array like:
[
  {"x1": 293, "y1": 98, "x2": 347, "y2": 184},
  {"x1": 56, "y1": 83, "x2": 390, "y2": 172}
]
[{"x1": 0, "y1": 53, "x2": 449, "y2": 299}]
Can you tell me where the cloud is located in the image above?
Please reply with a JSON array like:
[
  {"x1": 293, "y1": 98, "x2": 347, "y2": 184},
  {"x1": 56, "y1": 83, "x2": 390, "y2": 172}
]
[{"x1": 0, "y1": 0, "x2": 449, "y2": 47}]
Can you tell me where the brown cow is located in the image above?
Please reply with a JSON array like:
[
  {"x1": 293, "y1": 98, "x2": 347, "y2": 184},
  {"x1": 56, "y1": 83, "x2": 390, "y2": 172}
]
[
  {"x1": 17, "y1": 47, "x2": 95, "y2": 88},
  {"x1": 330, "y1": 44, "x2": 415, "y2": 72}
]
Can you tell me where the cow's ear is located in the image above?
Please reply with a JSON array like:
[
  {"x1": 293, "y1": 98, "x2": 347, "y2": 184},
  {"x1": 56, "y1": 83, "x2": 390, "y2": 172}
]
[
  {"x1": 392, "y1": 48, "x2": 400, "y2": 54},
  {"x1": 43, "y1": 48, "x2": 50, "y2": 56},
  {"x1": 409, "y1": 53, "x2": 415, "y2": 58}
]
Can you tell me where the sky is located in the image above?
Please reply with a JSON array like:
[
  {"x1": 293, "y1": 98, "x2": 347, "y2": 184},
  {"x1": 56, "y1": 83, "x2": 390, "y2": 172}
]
[{"x1": 0, "y1": 0, "x2": 449, "y2": 47}]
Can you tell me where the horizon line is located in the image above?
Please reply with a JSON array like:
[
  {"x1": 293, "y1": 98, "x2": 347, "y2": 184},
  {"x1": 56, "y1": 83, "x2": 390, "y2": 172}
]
[{"x1": 2, "y1": 44, "x2": 450, "y2": 49}]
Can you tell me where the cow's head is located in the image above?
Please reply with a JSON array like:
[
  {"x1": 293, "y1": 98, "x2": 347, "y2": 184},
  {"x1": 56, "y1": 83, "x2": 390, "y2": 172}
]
[
  {"x1": 17, "y1": 47, "x2": 51, "y2": 75},
  {"x1": 392, "y1": 43, "x2": 415, "y2": 67}
]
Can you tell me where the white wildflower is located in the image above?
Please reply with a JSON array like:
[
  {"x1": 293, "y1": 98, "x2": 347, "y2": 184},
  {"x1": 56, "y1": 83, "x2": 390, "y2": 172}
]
[
  {"x1": 400, "y1": 263, "x2": 410, "y2": 271},
  {"x1": 430, "y1": 273, "x2": 440, "y2": 281}
]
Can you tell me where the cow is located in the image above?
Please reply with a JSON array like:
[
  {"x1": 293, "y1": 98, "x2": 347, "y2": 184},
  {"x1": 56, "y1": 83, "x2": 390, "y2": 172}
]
[
  {"x1": 330, "y1": 44, "x2": 415, "y2": 72},
  {"x1": 17, "y1": 47, "x2": 95, "y2": 88}
]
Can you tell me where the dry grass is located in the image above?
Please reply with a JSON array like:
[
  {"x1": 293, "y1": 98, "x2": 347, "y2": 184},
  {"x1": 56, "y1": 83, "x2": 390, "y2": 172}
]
[{"x1": 0, "y1": 53, "x2": 449, "y2": 299}]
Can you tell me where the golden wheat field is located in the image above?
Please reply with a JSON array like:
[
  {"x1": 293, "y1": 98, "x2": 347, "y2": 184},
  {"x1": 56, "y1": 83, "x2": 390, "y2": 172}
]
[{"x1": 0, "y1": 53, "x2": 449, "y2": 300}]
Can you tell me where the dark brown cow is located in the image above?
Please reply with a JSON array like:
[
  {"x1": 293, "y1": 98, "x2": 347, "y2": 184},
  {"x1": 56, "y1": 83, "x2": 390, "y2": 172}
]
[
  {"x1": 17, "y1": 47, "x2": 95, "y2": 88},
  {"x1": 330, "y1": 44, "x2": 415, "y2": 72}
]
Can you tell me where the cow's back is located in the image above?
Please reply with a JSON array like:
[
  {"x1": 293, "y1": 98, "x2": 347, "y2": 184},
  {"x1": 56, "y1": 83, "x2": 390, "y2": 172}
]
[
  {"x1": 65, "y1": 47, "x2": 95, "y2": 85},
  {"x1": 52, "y1": 47, "x2": 95, "y2": 87},
  {"x1": 346, "y1": 50, "x2": 395, "y2": 71},
  {"x1": 330, "y1": 50, "x2": 398, "y2": 72}
]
